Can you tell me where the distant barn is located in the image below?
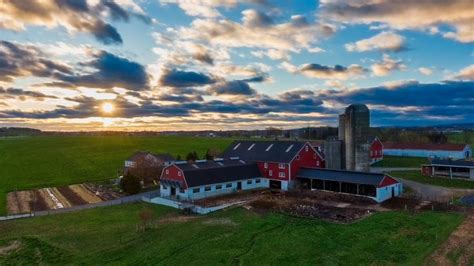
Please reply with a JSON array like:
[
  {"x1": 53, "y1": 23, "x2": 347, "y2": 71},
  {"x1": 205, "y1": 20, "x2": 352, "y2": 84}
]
[{"x1": 383, "y1": 143, "x2": 471, "y2": 159}]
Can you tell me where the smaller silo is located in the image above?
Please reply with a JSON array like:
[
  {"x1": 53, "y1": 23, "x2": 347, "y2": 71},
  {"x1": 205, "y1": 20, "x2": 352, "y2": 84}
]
[{"x1": 324, "y1": 138, "x2": 342, "y2": 170}]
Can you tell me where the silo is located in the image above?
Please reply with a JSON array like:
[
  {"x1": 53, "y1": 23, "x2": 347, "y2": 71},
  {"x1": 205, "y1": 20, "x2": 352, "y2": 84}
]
[
  {"x1": 344, "y1": 104, "x2": 370, "y2": 171},
  {"x1": 338, "y1": 114, "x2": 346, "y2": 169},
  {"x1": 324, "y1": 138, "x2": 342, "y2": 169}
]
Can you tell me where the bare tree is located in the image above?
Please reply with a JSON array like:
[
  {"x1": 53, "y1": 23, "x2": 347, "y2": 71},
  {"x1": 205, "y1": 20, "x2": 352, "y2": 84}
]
[{"x1": 128, "y1": 155, "x2": 163, "y2": 186}]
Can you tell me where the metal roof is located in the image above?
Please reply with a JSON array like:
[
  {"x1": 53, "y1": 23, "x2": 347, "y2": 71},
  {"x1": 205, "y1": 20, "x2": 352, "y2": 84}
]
[
  {"x1": 181, "y1": 163, "x2": 262, "y2": 187},
  {"x1": 222, "y1": 140, "x2": 308, "y2": 163},
  {"x1": 428, "y1": 159, "x2": 474, "y2": 168},
  {"x1": 383, "y1": 142, "x2": 468, "y2": 151},
  {"x1": 176, "y1": 159, "x2": 247, "y2": 171},
  {"x1": 296, "y1": 167, "x2": 390, "y2": 186}
]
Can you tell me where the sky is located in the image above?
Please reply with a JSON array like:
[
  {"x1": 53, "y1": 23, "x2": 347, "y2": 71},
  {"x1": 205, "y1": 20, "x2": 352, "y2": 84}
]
[{"x1": 0, "y1": 0, "x2": 473, "y2": 131}]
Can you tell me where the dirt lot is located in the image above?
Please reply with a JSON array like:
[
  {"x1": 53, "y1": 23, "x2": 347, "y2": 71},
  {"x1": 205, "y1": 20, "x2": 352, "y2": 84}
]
[
  {"x1": 6, "y1": 183, "x2": 125, "y2": 214},
  {"x1": 248, "y1": 191, "x2": 375, "y2": 223}
]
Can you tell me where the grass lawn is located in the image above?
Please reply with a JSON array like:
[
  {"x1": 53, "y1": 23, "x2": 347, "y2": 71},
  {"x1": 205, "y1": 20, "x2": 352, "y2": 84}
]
[
  {"x1": 0, "y1": 202, "x2": 464, "y2": 265},
  {"x1": 390, "y1": 171, "x2": 474, "y2": 189},
  {"x1": 0, "y1": 136, "x2": 234, "y2": 215},
  {"x1": 372, "y1": 155, "x2": 429, "y2": 168}
]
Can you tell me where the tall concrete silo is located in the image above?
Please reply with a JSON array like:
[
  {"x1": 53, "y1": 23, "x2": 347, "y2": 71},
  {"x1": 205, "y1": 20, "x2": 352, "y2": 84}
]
[
  {"x1": 343, "y1": 104, "x2": 370, "y2": 172},
  {"x1": 324, "y1": 137, "x2": 342, "y2": 169},
  {"x1": 338, "y1": 114, "x2": 346, "y2": 169}
]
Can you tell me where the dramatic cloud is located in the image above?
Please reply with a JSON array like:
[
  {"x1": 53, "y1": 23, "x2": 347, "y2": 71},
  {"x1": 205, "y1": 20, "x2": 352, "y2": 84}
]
[
  {"x1": 345, "y1": 31, "x2": 406, "y2": 52},
  {"x1": 208, "y1": 80, "x2": 256, "y2": 95},
  {"x1": 452, "y1": 65, "x2": 474, "y2": 80},
  {"x1": 179, "y1": 9, "x2": 334, "y2": 60},
  {"x1": 161, "y1": 0, "x2": 266, "y2": 18},
  {"x1": 0, "y1": 41, "x2": 72, "y2": 82},
  {"x1": 285, "y1": 63, "x2": 367, "y2": 80},
  {"x1": 0, "y1": 0, "x2": 148, "y2": 44},
  {"x1": 320, "y1": 0, "x2": 474, "y2": 43},
  {"x1": 159, "y1": 69, "x2": 215, "y2": 87},
  {"x1": 0, "y1": 87, "x2": 57, "y2": 101},
  {"x1": 371, "y1": 55, "x2": 406, "y2": 76},
  {"x1": 51, "y1": 50, "x2": 150, "y2": 90},
  {"x1": 418, "y1": 67, "x2": 433, "y2": 76}
]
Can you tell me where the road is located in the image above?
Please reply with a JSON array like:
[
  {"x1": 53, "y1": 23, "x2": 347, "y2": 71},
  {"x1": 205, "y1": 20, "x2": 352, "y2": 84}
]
[
  {"x1": 370, "y1": 167, "x2": 419, "y2": 173},
  {"x1": 400, "y1": 178, "x2": 474, "y2": 201}
]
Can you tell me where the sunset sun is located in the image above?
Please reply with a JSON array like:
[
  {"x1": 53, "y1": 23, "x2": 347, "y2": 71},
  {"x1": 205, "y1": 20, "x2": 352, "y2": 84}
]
[{"x1": 102, "y1": 102, "x2": 114, "y2": 114}]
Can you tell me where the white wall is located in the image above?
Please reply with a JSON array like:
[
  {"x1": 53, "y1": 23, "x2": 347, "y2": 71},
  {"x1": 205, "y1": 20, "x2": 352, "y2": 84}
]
[{"x1": 384, "y1": 149, "x2": 468, "y2": 159}]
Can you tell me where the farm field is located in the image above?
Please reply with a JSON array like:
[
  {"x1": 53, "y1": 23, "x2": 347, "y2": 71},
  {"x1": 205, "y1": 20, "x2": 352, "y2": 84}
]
[
  {"x1": 0, "y1": 136, "x2": 234, "y2": 215},
  {"x1": 390, "y1": 171, "x2": 474, "y2": 190},
  {"x1": 0, "y1": 203, "x2": 464, "y2": 265},
  {"x1": 372, "y1": 155, "x2": 428, "y2": 168}
]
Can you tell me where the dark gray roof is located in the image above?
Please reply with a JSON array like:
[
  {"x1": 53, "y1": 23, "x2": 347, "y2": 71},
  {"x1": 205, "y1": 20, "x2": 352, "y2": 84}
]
[
  {"x1": 176, "y1": 159, "x2": 248, "y2": 171},
  {"x1": 181, "y1": 163, "x2": 262, "y2": 187},
  {"x1": 296, "y1": 168, "x2": 392, "y2": 186},
  {"x1": 429, "y1": 159, "x2": 474, "y2": 168},
  {"x1": 222, "y1": 140, "x2": 308, "y2": 163}
]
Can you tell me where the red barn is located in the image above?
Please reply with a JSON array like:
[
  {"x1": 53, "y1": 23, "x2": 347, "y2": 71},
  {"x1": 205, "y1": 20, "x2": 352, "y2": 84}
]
[
  {"x1": 222, "y1": 141, "x2": 324, "y2": 190},
  {"x1": 369, "y1": 136, "x2": 383, "y2": 164}
]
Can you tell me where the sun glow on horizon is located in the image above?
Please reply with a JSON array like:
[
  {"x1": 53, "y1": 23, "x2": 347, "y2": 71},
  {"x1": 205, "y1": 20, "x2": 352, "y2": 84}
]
[{"x1": 101, "y1": 102, "x2": 115, "y2": 114}]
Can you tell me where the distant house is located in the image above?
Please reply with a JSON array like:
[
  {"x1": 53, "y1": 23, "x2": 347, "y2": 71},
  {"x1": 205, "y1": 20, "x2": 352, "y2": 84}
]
[
  {"x1": 383, "y1": 143, "x2": 471, "y2": 159},
  {"x1": 125, "y1": 152, "x2": 174, "y2": 169},
  {"x1": 421, "y1": 159, "x2": 474, "y2": 180},
  {"x1": 369, "y1": 136, "x2": 383, "y2": 164},
  {"x1": 222, "y1": 140, "x2": 325, "y2": 190},
  {"x1": 160, "y1": 159, "x2": 267, "y2": 200}
]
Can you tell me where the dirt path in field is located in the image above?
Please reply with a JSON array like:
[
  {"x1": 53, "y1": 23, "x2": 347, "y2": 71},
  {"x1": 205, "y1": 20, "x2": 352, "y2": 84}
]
[{"x1": 426, "y1": 212, "x2": 474, "y2": 266}]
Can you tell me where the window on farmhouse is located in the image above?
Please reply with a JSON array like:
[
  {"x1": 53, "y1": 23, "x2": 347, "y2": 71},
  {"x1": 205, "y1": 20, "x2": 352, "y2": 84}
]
[
  {"x1": 305, "y1": 146, "x2": 309, "y2": 151},
  {"x1": 279, "y1": 163, "x2": 285, "y2": 169},
  {"x1": 247, "y1": 180, "x2": 252, "y2": 185},
  {"x1": 279, "y1": 172, "x2": 285, "y2": 178},
  {"x1": 205, "y1": 186, "x2": 211, "y2": 192},
  {"x1": 296, "y1": 155, "x2": 300, "y2": 160},
  {"x1": 264, "y1": 162, "x2": 268, "y2": 169},
  {"x1": 226, "y1": 183, "x2": 232, "y2": 188},
  {"x1": 178, "y1": 171, "x2": 181, "y2": 176},
  {"x1": 193, "y1": 188, "x2": 200, "y2": 193},
  {"x1": 269, "y1": 170, "x2": 273, "y2": 176},
  {"x1": 256, "y1": 179, "x2": 261, "y2": 183},
  {"x1": 216, "y1": 185, "x2": 222, "y2": 190},
  {"x1": 179, "y1": 188, "x2": 185, "y2": 193},
  {"x1": 165, "y1": 169, "x2": 169, "y2": 174}
]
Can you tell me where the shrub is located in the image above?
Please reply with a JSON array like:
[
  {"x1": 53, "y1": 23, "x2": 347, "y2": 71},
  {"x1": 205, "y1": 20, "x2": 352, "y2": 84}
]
[{"x1": 120, "y1": 173, "x2": 141, "y2": 195}]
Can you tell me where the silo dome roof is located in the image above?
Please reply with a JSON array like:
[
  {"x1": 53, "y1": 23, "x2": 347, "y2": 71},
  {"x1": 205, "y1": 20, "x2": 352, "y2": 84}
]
[{"x1": 345, "y1": 104, "x2": 369, "y2": 113}]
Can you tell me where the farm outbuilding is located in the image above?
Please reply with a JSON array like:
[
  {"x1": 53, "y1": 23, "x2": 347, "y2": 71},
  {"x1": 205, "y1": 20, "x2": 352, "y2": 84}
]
[
  {"x1": 160, "y1": 159, "x2": 268, "y2": 200},
  {"x1": 297, "y1": 168, "x2": 402, "y2": 202},
  {"x1": 383, "y1": 143, "x2": 471, "y2": 159},
  {"x1": 421, "y1": 159, "x2": 474, "y2": 180}
]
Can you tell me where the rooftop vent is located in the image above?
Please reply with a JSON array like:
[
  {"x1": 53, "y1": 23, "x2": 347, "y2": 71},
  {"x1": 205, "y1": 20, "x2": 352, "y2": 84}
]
[
  {"x1": 286, "y1": 144, "x2": 294, "y2": 152},
  {"x1": 265, "y1": 144, "x2": 273, "y2": 151}
]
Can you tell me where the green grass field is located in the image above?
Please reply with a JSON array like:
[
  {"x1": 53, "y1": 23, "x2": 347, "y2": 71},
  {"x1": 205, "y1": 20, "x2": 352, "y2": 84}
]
[
  {"x1": 372, "y1": 155, "x2": 429, "y2": 168},
  {"x1": 0, "y1": 203, "x2": 463, "y2": 264},
  {"x1": 390, "y1": 171, "x2": 474, "y2": 189},
  {"x1": 0, "y1": 136, "x2": 234, "y2": 215}
]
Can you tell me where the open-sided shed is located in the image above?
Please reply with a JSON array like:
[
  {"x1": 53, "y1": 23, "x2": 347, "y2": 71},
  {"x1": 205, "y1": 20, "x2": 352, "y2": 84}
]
[{"x1": 297, "y1": 168, "x2": 402, "y2": 202}]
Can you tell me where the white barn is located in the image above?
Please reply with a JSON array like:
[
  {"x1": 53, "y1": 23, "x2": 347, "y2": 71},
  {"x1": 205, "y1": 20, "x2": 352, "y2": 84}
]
[{"x1": 383, "y1": 143, "x2": 471, "y2": 159}]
